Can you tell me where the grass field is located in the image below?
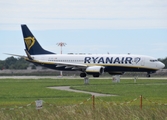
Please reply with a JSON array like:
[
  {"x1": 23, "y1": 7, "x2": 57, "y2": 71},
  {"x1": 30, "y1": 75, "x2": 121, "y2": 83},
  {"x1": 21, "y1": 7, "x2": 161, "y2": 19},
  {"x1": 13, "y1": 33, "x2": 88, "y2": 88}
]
[{"x1": 0, "y1": 78, "x2": 167, "y2": 119}]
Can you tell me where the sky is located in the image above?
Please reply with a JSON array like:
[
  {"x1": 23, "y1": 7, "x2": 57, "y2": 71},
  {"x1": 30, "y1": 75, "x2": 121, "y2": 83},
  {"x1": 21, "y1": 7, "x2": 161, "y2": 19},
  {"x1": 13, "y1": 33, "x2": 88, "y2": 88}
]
[{"x1": 0, "y1": 0, "x2": 167, "y2": 60}]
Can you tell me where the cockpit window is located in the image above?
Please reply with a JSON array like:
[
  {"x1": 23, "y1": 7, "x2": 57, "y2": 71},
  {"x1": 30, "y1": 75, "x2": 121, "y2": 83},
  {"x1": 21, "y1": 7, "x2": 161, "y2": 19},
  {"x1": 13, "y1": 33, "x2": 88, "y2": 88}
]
[{"x1": 150, "y1": 59, "x2": 158, "y2": 62}]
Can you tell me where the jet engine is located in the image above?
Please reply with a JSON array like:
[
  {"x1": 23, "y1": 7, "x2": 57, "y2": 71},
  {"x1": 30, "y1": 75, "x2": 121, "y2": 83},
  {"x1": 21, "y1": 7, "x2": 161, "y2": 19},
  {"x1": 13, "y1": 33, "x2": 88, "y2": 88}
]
[{"x1": 85, "y1": 66, "x2": 104, "y2": 77}]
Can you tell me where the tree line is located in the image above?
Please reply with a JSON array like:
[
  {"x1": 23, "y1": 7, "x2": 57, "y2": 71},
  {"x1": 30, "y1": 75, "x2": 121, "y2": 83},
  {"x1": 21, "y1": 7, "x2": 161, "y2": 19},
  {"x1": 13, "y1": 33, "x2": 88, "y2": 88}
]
[
  {"x1": 0, "y1": 57, "x2": 29, "y2": 70},
  {"x1": 158, "y1": 57, "x2": 167, "y2": 69},
  {"x1": 0, "y1": 56, "x2": 167, "y2": 70}
]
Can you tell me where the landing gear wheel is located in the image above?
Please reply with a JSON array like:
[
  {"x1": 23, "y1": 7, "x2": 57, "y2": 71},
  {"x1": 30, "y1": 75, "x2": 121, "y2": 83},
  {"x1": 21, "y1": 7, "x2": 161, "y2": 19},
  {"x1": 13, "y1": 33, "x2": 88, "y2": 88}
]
[
  {"x1": 80, "y1": 73, "x2": 86, "y2": 77},
  {"x1": 146, "y1": 74, "x2": 151, "y2": 77}
]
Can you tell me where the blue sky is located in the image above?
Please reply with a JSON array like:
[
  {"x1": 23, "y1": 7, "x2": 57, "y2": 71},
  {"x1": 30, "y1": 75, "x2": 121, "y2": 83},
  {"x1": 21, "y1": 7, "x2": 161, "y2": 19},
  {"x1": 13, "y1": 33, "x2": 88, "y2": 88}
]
[{"x1": 0, "y1": 0, "x2": 167, "y2": 60}]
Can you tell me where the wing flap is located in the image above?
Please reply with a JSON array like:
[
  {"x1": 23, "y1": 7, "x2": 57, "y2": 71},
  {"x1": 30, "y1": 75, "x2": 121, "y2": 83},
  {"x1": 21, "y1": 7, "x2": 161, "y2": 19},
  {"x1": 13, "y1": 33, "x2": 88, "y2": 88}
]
[{"x1": 55, "y1": 62, "x2": 87, "y2": 70}]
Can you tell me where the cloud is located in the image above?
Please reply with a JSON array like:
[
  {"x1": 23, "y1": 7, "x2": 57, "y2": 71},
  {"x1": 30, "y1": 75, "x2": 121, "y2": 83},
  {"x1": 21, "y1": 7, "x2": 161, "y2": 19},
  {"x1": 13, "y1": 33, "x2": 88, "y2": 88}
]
[{"x1": 0, "y1": 0, "x2": 167, "y2": 30}]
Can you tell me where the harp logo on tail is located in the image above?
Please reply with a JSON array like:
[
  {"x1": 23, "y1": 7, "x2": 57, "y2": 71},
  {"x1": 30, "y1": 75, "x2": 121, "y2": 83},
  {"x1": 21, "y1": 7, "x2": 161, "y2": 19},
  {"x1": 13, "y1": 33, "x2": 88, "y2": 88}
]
[{"x1": 24, "y1": 37, "x2": 35, "y2": 50}]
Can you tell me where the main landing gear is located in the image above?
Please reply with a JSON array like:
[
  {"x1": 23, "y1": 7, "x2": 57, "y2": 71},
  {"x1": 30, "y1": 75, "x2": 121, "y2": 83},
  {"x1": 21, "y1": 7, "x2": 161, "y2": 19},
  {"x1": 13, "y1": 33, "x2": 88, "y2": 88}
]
[
  {"x1": 146, "y1": 72, "x2": 153, "y2": 77},
  {"x1": 146, "y1": 74, "x2": 151, "y2": 77},
  {"x1": 80, "y1": 73, "x2": 86, "y2": 77}
]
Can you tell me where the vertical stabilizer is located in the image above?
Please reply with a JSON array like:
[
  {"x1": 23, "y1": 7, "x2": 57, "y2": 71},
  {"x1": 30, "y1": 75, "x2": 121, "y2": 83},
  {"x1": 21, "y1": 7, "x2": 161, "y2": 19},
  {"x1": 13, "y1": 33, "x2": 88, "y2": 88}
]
[{"x1": 21, "y1": 24, "x2": 54, "y2": 55}]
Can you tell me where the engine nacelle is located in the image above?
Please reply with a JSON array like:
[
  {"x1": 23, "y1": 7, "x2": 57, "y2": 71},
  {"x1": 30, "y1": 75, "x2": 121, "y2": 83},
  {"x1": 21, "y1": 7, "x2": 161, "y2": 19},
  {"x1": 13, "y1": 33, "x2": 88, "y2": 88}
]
[{"x1": 85, "y1": 66, "x2": 104, "y2": 76}]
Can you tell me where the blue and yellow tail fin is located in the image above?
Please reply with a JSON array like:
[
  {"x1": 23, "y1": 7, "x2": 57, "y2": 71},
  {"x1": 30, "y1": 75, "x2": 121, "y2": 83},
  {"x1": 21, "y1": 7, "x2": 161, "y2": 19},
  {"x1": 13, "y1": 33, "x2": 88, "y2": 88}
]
[{"x1": 21, "y1": 24, "x2": 54, "y2": 55}]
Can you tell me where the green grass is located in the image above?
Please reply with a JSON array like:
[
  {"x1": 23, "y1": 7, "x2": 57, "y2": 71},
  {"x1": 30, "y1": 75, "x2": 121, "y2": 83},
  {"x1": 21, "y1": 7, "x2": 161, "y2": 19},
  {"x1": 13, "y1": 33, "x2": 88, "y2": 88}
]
[
  {"x1": 0, "y1": 78, "x2": 167, "y2": 105},
  {"x1": 0, "y1": 79, "x2": 91, "y2": 106},
  {"x1": 0, "y1": 78, "x2": 167, "y2": 119},
  {"x1": 71, "y1": 79, "x2": 167, "y2": 103},
  {"x1": 0, "y1": 104, "x2": 167, "y2": 120}
]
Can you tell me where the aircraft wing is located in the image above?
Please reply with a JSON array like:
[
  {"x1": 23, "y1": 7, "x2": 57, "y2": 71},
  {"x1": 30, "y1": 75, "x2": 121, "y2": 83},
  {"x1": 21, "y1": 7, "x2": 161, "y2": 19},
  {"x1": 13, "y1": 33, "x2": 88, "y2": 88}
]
[
  {"x1": 54, "y1": 62, "x2": 88, "y2": 70},
  {"x1": 26, "y1": 59, "x2": 88, "y2": 70}
]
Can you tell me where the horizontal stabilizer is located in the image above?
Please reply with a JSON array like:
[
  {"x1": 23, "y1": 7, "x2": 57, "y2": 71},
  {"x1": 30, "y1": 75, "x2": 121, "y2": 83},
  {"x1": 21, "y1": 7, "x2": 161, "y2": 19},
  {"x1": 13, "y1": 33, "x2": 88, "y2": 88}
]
[{"x1": 4, "y1": 53, "x2": 26, "y2": 58}]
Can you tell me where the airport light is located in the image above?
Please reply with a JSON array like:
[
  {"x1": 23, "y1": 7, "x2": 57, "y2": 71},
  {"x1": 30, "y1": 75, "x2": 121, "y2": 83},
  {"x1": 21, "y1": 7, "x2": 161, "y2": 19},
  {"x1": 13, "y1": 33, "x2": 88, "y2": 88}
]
[
  {"x1": 56, "y1": 42, "x2": 67, "y2": 54},
  {"x1": 56, "y1": 42, "x2": 66, "y2": 76}
]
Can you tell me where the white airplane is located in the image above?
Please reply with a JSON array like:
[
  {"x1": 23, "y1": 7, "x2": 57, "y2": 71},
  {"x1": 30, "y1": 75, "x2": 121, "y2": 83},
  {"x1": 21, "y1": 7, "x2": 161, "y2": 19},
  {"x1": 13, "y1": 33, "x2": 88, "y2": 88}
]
[{"x1": 9, "y1": 24, "x2": 165, "y2": 77}]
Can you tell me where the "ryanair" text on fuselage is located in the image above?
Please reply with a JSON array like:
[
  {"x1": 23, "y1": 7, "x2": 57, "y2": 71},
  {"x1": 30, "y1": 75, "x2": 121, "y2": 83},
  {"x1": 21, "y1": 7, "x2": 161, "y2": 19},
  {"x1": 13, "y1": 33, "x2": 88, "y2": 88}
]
[{"x1": 84, "y1": 57, "x2": 141, "y2": 64}]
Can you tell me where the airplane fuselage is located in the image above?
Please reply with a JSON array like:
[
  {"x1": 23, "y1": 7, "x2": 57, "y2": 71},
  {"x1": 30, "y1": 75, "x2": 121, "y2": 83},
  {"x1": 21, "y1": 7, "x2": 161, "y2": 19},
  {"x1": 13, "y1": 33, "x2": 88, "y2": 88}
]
[{"x1": 29, "y1": 54, "x2": 164, "y2": 75}]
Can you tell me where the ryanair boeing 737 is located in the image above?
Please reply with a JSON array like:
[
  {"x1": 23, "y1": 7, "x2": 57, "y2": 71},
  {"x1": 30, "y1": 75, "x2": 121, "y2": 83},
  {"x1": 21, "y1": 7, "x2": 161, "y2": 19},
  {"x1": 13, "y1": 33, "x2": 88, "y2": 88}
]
[{"x1": 8, "y1": 25, "x2": 165, "y2": 77}]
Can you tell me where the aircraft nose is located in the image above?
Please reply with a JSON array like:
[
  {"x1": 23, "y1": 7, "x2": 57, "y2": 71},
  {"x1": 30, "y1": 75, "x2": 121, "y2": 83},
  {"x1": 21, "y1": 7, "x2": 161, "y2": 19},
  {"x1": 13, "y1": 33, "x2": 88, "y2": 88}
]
[{"x1": 158, "y1": 62, "x2": 165, "y2": 69}]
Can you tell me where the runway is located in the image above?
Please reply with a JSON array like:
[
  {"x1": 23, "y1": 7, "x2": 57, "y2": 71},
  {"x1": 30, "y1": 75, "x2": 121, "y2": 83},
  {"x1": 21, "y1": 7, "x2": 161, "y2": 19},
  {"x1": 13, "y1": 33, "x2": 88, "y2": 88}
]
[
  {"x1": 0, "y1": 76, "x2": 70, "y2": 79},
  {"x1": 0, "y1": 76, "x2": 166, "y2": 79}
]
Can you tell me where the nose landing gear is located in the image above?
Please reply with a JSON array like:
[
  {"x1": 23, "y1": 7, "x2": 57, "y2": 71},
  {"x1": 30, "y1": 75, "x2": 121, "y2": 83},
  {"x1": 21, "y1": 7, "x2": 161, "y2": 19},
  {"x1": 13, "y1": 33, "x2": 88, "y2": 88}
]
[{"x1": 146, "y1": 74, "x2": 151, "y2": 77}]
